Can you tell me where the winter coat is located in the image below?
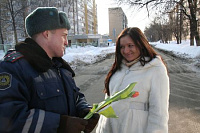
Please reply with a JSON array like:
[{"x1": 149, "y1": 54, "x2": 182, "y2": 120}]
[
  {"x1": 0, "y1": 38, "x2": 91, "y2": 133},
  {"x1": 96, "y1": 56, "x2": 169, "y2": 133}
]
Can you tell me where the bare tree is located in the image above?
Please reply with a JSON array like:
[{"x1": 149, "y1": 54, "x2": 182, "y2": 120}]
[
  {"x1": 0, "y1": 0, "x2": 75, "y2": 45},
  {"x1": 168, "y1": 4, "x2": 182, "y2": 44},
  {"x1": 2, "y1": 0, "x2": 18, "y2": 44},
  {"x1": 113, "y1": 0, "x2": 200, "y2": 46},
  {"x1": 144, "y1": 16, "x2": 172, "y2": 43},
  {"x1": 144, "y1": 21, "x2": 162, "y2": 42},
  {"x1": 1, "y1": 0, "x2": 29, "y2": 44},
  {"x1": 186, "y1": 0, "x2": 200, "y2": 46}
]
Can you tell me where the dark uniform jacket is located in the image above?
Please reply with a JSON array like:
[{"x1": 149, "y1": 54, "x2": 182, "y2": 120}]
[{"x1": 0, "y1": 38, "x2": 91, "y2": 133}]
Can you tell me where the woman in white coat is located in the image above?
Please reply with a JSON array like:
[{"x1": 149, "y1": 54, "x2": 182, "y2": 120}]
[{"x1": 96, "y1": 27, "x2": 169, "y2": 133}]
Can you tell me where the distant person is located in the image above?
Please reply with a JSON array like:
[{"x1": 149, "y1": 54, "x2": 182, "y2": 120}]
[
  {"x1": 0, "y1": 7, "x2": 99, "y2": 133},
  {"x1": 96, "y1": 27, "x2": 170, "y2": 133}
]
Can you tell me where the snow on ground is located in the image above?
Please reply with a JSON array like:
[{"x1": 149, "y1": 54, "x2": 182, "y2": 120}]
[
  {"x1": 63, "y1": 40, "x2": 200, "y2": 67},
  {"x1": 0, "y1": 40, "x2": 200, "y2": 68},
  {"x1": 0, "y1": 50, "x2": 4, "y2": 59},
  {"x1": 63, "y1": 45, "x2": 115, "y2": 67},
  {"x1": 150, "y1": 40, "x2": 200, "y2": 59}
]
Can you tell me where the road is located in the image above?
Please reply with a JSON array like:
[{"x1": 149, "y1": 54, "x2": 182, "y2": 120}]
[{"x1": 74, "y1": 49, "x2": 200, "y2": 133}]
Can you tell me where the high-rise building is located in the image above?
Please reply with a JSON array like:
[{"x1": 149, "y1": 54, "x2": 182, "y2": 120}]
[
  {"x1": 62, "y1": 0, "x2": 98, "y2": 35},
  {"x1": 58, "y1": 0, "x2": 99, "y2": 44},
  {"x1": 108, "y1": 7, "x2": 128, "y2": 43}
]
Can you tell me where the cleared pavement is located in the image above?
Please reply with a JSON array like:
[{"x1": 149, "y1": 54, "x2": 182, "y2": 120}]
[{"x1": 74, "y1": 49, "x2": 200, "y2": 133}]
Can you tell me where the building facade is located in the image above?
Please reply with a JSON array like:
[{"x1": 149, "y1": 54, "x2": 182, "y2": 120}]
[
  {"x1": 27, "y1": 0, "x2": 98, "y2": 36},
  {"x1": 64, "y1": 0, "x2": 98, "y2": 36},
  {"x1": 63, "y1": 0, "x2": 100, "y2": 44},
  {"x1": 108, "y1": 7, "x2": 128, "y2": 43}
]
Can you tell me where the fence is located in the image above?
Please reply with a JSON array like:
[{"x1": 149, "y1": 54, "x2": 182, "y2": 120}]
[
  {"x1": 69, "y1": 43, "x2": 98, "y2": 47},
  {"x1": 0, "y1": 42, "x2": 102, "y2": 53},
  {"x1": 0, "y1": 44, "x2": 14, "y2": 53}
]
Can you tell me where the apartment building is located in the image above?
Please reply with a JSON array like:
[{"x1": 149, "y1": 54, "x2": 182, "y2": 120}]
[
  {"x1": 57, "y1": 0, "x2": 100, "y2": 45},
  {"x1": 27, "y1": 0, "x2": 98, "y2": 36},
  {"x1": 64, "y1": 0, "x2": 98, "y2": 35},
  {"x1": 108, "y1": 7, "x2": 128, "y2": 43}
]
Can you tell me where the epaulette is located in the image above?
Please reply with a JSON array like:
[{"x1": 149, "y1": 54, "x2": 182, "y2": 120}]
[{"x1": 3, "y1": 50, "x2": 24, "y2": 62}]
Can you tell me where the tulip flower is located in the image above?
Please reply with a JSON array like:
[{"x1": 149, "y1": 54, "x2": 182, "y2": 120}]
[{"x1": 84, "y1": 82, "x2": 139, "y2": 119}]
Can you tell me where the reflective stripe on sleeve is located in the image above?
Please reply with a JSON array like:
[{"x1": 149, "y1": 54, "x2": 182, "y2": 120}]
[
  {"x1": 22, "y1": 109, "x2": 35, "y2": 133},
  {"x1": 34, "y1": 110, "x2": 45, "y2": 133}
]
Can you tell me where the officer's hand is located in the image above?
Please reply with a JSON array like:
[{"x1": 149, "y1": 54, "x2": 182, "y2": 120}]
[
  {"x1": 84, "y1": 113, "x2": 100, "y2": 133},
  {"x1": 57, "y1": 115, "x2": 88, "y2": 133},
  {"x1": 79, "y1": 108, "x2": 91, "y2": 118}
]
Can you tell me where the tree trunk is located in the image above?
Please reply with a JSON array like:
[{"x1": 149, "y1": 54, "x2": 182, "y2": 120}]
[
  {"x1": 195, "y1": 33, "x2": 200, "y2": 46},
  {"x1": 12, "y1": 16, "x2": 18, "y2": 44},
  {"x1": 0, "y1": 30, "x2": 5, "y2": 52},
  {"x1": 7, "y1": 0, "x2": 18, "y2": 44},
  {"x1": 190, "y1": 35, "x2": 194, "y2": 46},
  {"x1": 0, "y1": 4, "x2": 4, "y2": 45},
  {"x1": 0, "y1": 29, "x2": 4, "y2": 44},
  {"x1": 188, "y1": 0, "x2": 200, "y2": 46},
  {"x1": 193, "y1": 20, "x2": 200, "y2": 46},
  {"x1": 189, "y1": 19, "x2": 200, "y2": 46},
  {"x1": 176, "y1": 9, "x2": 180, "y2": 44}
]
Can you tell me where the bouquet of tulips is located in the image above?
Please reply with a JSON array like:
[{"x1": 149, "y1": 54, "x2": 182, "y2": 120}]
[{"x1": 84, "y1": 82, "x2": 139, "y2": 119}]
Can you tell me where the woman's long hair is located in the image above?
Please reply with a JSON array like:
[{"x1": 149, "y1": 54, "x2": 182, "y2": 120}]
[{"x1": 104, "y1": 27, "x2": 158, "y2": 96}]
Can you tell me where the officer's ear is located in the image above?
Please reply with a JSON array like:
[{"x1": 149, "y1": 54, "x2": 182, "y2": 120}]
[{"x1": 42, "y1": 30, "x2": 49, "y2": 39}]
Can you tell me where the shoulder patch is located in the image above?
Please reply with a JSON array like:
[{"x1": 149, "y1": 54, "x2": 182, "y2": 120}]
[
  {"x1": 0, "y1": 72, "x2": 12, "y2": 90},
  {"x1": 4, "y1": 51, "x2": 24, "y2": 62}
]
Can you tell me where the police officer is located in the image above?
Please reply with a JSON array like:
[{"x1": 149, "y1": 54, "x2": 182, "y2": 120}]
[{"x1": 0, "y1": 7, "x2": 99, "y2": 133}]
